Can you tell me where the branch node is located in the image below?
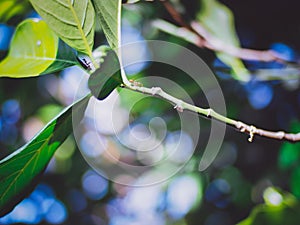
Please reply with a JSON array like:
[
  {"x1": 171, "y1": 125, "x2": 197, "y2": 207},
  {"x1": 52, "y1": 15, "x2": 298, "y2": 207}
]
[
  {"x1": 151, "y1": 87, "x2": 162, "y2": 96},
  {"x1": 248, "y1": 125, "x2": 257, "y2": 142},
  {"x1": 206, "y1": 109, "x2": 212, "y2": 117},
  {"x1": 174, "y1": 100, "x2": 184, "y2": 112},
  {"x1": 236, "y1": 121, "x2": 246, "y2": 132},
  {"x1": 276, "y1": 131, "x2": 285, "y2": 139}
]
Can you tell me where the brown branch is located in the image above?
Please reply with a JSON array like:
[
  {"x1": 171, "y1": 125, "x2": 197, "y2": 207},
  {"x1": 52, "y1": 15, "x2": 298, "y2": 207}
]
[
  {"x1": 162, "y1": 1, "x2": 187, "y2": 27},
  {"x1": 161, "y1": 0, "x2": 294, "y2": 64},
  {"x1": 190, "y1": 22, "x2": 284, "y2": 63},
  {"x1": 233, "y1": 121, "x2": 300, "y2": 142}
]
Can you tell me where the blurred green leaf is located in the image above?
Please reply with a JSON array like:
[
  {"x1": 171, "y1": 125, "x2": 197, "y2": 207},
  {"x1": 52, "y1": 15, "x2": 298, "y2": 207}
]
[
  {"x1": 219, "y1": 167, "x2": 251, "y2": 207},
  {"x1": 92, "y1": 0, "x2": 121, "y2": 49},
  {"x1": 29, "y1": 0, "x2": 95, "y2": 57},
  {"x1": 197, "y1": 0, "x2": 249, "y2": 81},
  {"x1": 291, "y1": 167, "x2": 300, "y2": 198},
  {"x1": 37, "y1": 104, "x2": 63, "y2": 123},
  {"x1": 88, "y1": 48, "x2": 122, "y2": 100},
  {"x1": 278, "y1": 121, "x2": 300, "y2": 170},
  {"x1": 0, "y1": 95, "x2": 90, "y2": 216},
  {"x1": 0, "y1": 19, "x2": 59, "y2": 78},
  {"x1": 290, "y1": 121, "x2": 300, "y2": 133},
  {"x1": 278, "y1": 142, "x2": 300, "y2": 170},
  {"x1": 237, "y1": 188, "x2": 300, "y2": 225},
  {"x1": 0, "y1": 0, "x2": 31, "y2": 22},
  {"x1": 54, "y1": 136, "x2": 76, "y2": 161}
]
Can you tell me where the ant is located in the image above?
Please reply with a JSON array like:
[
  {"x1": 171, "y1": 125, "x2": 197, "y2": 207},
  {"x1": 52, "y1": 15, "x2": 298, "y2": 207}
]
[{"x1": 77, "y1": 56, "x2": 92, "y2": 71}]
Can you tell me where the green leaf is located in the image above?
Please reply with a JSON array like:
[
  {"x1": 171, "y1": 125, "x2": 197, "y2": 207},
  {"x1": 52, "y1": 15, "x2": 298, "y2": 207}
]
[
  {"x1": 0, "y1": 95, "x2": 90, "y2": 216},
  {"x1": 88, "y1": 47, "x2": 122, "y2": 100},
  {"x1": 0, "y1": 0, "x2": 31, "y2": 22},
  {"x1": 29, "y1": 0, "x2": 95, "y2": 57},
  {"x1": 0, "y1": 19, "x2": 59, "y2": 78},
  {"x1": 197, "y1": 0, "x2": 250, "y2": 81},
  {"x1": 92, "y1": 0, "x2": 122, "y2": 49}
]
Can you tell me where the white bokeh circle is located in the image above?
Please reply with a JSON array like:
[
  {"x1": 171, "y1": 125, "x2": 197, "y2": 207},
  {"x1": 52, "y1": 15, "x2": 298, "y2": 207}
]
[{"x1": 72, "y1": 40, "x2": 227, "y2": 186}]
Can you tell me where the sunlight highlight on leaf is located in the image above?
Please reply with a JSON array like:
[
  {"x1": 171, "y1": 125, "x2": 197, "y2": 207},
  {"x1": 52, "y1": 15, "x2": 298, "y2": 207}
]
[{"x1": 0, "y1": 19, "x2": 59, "y2": 78}]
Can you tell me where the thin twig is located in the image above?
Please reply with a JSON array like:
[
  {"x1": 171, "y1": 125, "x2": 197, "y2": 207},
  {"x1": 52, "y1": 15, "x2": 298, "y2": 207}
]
[
  {"x1": 124, "y1": 83, "x2": 300, "y2": 142},
  {"x1": 153, "y1": 19, "x2": 300, "y2": 80},
  {"x1": 161, "y1": 0, "x2": 295, "y2": 64},
  {"x1": 162, "y1": 1, "x2": 186, "y2": 26},
  {"x1": 190, "y1": 22, "x2": 283, "y2": 63}
]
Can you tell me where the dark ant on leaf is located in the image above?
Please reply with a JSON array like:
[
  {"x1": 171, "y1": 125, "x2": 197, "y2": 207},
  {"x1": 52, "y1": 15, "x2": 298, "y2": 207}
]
[{"x1": 77, "y1": 56, "x2": 92, "y2": 71}]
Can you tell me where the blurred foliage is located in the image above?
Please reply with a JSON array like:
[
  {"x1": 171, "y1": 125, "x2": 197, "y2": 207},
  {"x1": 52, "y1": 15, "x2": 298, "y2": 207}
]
[
  {"x1": 0, "y1": 0, "x2": 31, "y2": 23},
  {"x1": 0, "y1": 0, "x2": 300, "y2": 225},
  {"x1": 237, "y1": 187, "x2": 300, "y2": 225},
  {"x1": 197, "y1": 0, "x2": 249, "y2": 81},
  {"x1": 278, "y1": 121, "x2": 300, "y2": 199}
]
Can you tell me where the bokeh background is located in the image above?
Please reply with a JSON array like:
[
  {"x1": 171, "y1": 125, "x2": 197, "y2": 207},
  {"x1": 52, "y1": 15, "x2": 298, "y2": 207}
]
[{"x1": 0, "y1": 0, "x2": 300, "y2": 224}]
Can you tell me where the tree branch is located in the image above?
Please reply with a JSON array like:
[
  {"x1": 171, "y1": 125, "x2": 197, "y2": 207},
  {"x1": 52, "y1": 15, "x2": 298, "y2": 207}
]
[
  {"x1": 190, "y1": 21, "x2": 283, "y2": 63},
  {"x1": 118, "y1": 0, "x2": 300, "y2": 142},
  {"x1": 123, "y1": 82, "x2": 300, "y2": 142},
  {"x1": 160, "y1": 0, "x2": 295, "y2": 64},
  {"x1": 152, "y1": 19, "x2": 300, "y2": 80}
]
